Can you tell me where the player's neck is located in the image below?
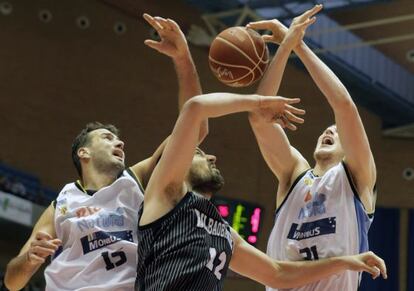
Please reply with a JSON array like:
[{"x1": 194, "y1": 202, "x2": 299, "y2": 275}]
[
  {"x1": 313, "y1": 158, "x2": 340, "y2": 176},
  {"x1": 81, "y1": 169, "x2": 118, "y2": 191},
  {"x1": 187, "y1": 182, "x2": 213, "y2": 200},
  {"x1": 201, "y1": 192, "x2": 213, "y2": 200}
]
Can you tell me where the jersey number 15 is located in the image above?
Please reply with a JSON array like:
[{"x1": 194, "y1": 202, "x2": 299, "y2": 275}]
[{"x1": 101, "y1": 250, "x2": 127, "y2": 270}]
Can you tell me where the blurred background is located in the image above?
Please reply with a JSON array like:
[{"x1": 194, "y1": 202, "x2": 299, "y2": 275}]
[{"x1": 0, "y1": 0, "x2": 413, "y2": 290}]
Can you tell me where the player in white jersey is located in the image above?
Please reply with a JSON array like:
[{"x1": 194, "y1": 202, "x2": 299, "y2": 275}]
[
  {"x1": 247, "y1": 5, "x2": 377, "y2": 291},
  {"x1": 4, "y1": 15, "x2": 205, "y2": 291},
  {"x1": 137, "y1": 8, "x2": 387, "y2": 291},
  {"x1": 137, "y1": 90, "x2": 386, "y2": 291}
]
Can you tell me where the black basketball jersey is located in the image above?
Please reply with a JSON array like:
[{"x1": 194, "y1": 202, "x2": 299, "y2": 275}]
[{"x1": 136, "y1": 192, "x2": 234, "y2": 291}]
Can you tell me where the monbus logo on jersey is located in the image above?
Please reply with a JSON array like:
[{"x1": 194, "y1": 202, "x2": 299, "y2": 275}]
[
  {"x1": 81, "y1": 230, "x2": 133, "y2": 254},
  {"x1": 287, "y1": 217, "x2": 336, "y2": 241}
]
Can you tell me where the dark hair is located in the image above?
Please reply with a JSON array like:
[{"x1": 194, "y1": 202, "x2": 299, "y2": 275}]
[{"x1": 71, "y1": 122, "x2": 120, "y2": 178}]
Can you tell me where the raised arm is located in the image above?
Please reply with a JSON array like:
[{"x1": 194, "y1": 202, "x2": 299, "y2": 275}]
[
  {"x1": 142, "y1": 14, "x2": 202, "y2": 111},
  {"x1": 294, "y1": 41, "x2": 376, "y2": 211},
  {"x1": 140, "y1": 93, "x2": 304, "y2": 224},
  {"x1": 254, "y1": 8, "x2": 376, "y2": 211},
  {"x1": 131, "y1": 14, "x2": 205, "y2": 188},
  {"x1": 4, "y1": 204, "x2": 61, "y2": 290},
  {"x1": 229, "y1": 229, "x2": 386, "y2": 288},
  {"x1": 246, "y1": 6, "x2": 321, "y2": 194}
]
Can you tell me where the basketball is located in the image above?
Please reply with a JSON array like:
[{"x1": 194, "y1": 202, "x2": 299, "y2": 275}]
[{"x1": 209, "y1": 26, "x2": 269, "y2": 87}]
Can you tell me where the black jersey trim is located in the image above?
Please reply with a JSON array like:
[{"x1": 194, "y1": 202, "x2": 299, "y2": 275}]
[
  {"x1": 52, "y1": 199, "x2": 56, "y2": 209},
  {"x1": 126, "y1": 167, "x2": 145, "y2": 193},
  {"x1": 75, "y1": 180, "x2": 97, "y2": 195},
  {"x1": 74, "y1": 170, "x2": 129, "y2": 196},
  {"x1": 275, "y1": 169, "x2": 310, "y2": 216},
  {"x1": 342, "y1": 161, "x2": 375, "y2": 217},
  {"x1": 138, "y1": 192, "x2": 192, "y2": 231},
  {"x1": 75, "y1": 180, "x2": 89, "y2": 194},
  {"x1": 342, "y1": 161, "x2": 359, "y2": 198}
]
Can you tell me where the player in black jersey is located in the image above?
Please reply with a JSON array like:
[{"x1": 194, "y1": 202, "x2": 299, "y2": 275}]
[
  {"x1": 136, "y1": 10, "x2": 387, "y2": 291},
  {"x1": 136, "y1": 91, "x2": 387, "y2": 291},
  {"x1": 4, "y1": 14, "x2": 204, "y2": 291}
]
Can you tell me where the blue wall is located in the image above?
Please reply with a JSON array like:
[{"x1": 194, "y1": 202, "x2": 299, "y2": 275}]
[{"x1": 360, "y1": 207, "x2": 400, "y2": 291}]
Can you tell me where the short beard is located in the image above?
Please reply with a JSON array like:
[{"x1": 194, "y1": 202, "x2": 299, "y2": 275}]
[
  {"x1": 94, "y1": 159, "x2": 125, "y2": 178},
  {"x1": 189, "y1": 169, "x2": 225, "y2": 195}
]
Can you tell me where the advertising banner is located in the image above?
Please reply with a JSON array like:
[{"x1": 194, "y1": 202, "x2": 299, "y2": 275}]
[{"x1": 0, "y1": 191, "x2": 33, "y2": 226}]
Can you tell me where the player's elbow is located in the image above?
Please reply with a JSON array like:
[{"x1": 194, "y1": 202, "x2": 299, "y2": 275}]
[
  {"x1": 182, "y1": 95, "x2": 208, "y2": 120},
  {"x1": 333, "y1": 92, "x2": 355, "y2": 109}
]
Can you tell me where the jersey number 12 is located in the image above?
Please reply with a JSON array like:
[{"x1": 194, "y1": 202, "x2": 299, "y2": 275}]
[{"x1": 206, "y1": 247, "x2": 227, "y2": 280}]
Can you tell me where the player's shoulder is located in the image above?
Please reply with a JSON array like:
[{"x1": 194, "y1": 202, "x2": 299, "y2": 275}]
[{"x1": 123, "y1": 167, "x2": 145, "y2": 192}]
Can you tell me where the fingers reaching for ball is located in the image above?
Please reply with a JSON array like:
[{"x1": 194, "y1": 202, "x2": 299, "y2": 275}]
[
  {"x1": 246, "y1": 19, "x2": 288, "y2": 45},
  {"x1": 257, "y1": 96, "x2": 305, "y2": 130},
  {"x1": 246, "y1": 4, "x2": 323, "y2": 50},
  {"x1": 281, "y1": 4, "x2": 322, "y2": 50},
  {"x1": 142, "y1": 13, "x2": 189, "y2": 59}
]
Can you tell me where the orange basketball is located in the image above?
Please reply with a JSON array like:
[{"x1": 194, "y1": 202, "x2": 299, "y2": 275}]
[{"x1": 209, "y1": 26, "x2": 269, "y2": 87}]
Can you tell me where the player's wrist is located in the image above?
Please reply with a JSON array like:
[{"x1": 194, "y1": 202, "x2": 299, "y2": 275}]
[
  {"x1": 256, "y1": 95, "x2": 264, "y2": 110},
  {"x1": 331, "y1": 256, "x2": 351, "y2": 272},
  {"x1": 172, "y1": 48, "x2": 192, "y2": 64},
  {"x1": 293, "y1": 42, "x2": 306, "y2": 54},
  {"x1": 279, "y1": 41, "x2": 295, "y2": 54}
]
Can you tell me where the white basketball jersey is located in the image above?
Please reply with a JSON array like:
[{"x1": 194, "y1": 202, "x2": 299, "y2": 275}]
[
  {"x1": 266, "y1": 162, "x2": 373, "y2": 291},
  {"x1": 44, "y1": 169, "x2": 144, "y2": 291}
]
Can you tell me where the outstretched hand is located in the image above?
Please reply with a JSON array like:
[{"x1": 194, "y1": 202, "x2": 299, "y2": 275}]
[
  {"x1": 247, "y1": 4, "x2": 322, "y2": 49},
  {"x1": 256, "y1": 96, "x2": 305, "y2": 131},
  {"x1": 282, "y1": 4, "x2": 322, "y2": 50},
  {"x1": 247, "y1": 19, "x2": 288, "y2": 45},
  {"x1": 143, "y1": 13, "x2": 190, "y2": 60},
  {"x1": 347, "y1": 251, "x2": 387, "y2": 279}
]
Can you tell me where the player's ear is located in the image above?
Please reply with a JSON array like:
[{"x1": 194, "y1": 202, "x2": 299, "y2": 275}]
[{"x1": 78, "y1": 147, "x2": 90, "y2": 160}]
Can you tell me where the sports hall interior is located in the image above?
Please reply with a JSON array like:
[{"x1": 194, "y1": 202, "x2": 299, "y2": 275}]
[{"x1": 0, "y1": 0, "x2": 413, "y2": 290}]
